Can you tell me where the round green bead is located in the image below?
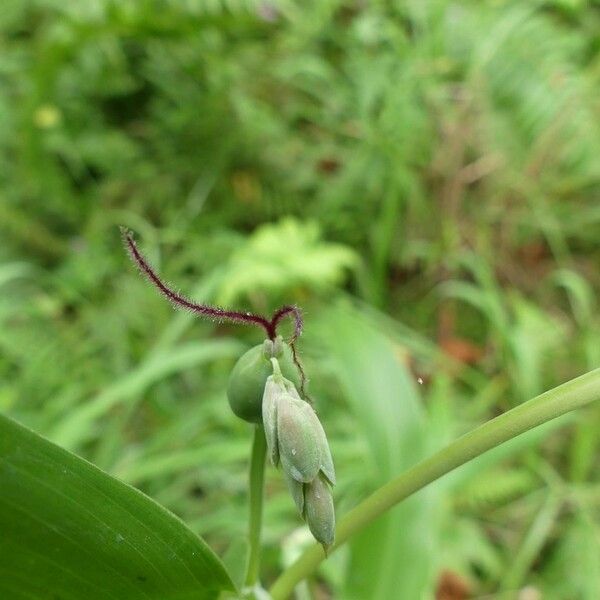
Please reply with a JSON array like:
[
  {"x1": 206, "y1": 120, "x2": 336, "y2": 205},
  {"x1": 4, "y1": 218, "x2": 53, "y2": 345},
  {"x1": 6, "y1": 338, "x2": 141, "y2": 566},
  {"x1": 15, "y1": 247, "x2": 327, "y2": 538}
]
[{"x1": 226, "y1": 340, "x2": 300, "y2": 423}]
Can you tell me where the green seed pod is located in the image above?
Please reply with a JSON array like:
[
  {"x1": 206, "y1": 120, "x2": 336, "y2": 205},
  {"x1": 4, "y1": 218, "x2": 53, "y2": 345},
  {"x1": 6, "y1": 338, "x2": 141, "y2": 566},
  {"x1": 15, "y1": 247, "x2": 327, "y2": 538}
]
[
  {"x1": 226, "y1": 337, "x2": 299, "y2": 423},
  {"x1": 305, "y1": 473, "x2": 335, "y2": 549}
]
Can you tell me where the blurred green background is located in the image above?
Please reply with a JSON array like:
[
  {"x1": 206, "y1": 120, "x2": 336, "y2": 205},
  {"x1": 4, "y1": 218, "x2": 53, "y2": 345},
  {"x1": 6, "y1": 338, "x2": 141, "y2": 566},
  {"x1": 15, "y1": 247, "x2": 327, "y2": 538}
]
[{"x1": 1, "y1": 1, "x2": 599, "y2": 598}]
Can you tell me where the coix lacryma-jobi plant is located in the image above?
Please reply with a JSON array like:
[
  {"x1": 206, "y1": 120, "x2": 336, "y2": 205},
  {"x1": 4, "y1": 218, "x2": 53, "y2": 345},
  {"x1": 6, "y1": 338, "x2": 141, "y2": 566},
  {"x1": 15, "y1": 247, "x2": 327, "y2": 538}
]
[
  {"x1": 2, "y1": 229, "x2": 598, "y2": 600},
  {"x1": 122, "y1": 227, "x2": 336, "y2": 596}
]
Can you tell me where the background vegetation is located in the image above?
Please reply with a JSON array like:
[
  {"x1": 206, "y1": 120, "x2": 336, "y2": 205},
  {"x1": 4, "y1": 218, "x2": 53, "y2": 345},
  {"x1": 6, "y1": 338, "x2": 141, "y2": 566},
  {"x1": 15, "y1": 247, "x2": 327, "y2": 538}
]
[{"x1": 1, "y1": 0, "x2": 599, "y2": 598}]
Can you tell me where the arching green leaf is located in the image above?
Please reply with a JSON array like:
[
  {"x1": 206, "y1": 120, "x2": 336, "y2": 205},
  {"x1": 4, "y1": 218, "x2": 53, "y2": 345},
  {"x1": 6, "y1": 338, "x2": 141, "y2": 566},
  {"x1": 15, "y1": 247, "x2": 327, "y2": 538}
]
[{"x1": 0, "y1": 414, "x2": 235, "y2": 599}]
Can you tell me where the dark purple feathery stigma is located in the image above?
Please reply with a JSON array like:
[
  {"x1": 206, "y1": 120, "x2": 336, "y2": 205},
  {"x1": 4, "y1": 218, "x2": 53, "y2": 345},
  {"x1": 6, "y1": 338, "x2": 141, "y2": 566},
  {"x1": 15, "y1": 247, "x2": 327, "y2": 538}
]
[
  {"x1": 269, "y1": 304, "x2": 308, "y2": 397},
  {"x1": 121, "y1": 227, "x2": 273, "y2": 334},
  {"x1": 270, "y1": 305, "x2": 303, "y2": 343},
  {"x1": 121, "y1": 227, "x2": 308, "y2": 393}
]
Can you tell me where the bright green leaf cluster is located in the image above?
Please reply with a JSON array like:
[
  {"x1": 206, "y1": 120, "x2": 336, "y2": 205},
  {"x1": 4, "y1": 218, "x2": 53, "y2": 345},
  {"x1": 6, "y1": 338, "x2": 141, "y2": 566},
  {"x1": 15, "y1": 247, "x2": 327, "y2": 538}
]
[{"x1": 216, "y1": 219, "x2": 357, "y2": 305}]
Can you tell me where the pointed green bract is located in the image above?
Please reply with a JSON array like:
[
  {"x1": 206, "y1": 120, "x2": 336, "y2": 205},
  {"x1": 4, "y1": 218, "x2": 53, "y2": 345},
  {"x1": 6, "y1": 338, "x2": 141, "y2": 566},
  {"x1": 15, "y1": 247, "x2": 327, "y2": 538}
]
[
  {"x1": 304, "y1": 473, "x2": 335, "y2": 549},
  {"x1": 318, "y1": 432, "x2": 336, "y2": 485},
  {"x1": 262, "y1": 375, "x2": 282, "y2": 466},
  {"x1": 283, "y1": 470, "x2": 305, "y2": 515},
  {"x1": 298, "y1": 401, "x2": 336, "y2": 486},
  {"x1": 277, "y1": 395, "x2": 322, "y2": 483}
]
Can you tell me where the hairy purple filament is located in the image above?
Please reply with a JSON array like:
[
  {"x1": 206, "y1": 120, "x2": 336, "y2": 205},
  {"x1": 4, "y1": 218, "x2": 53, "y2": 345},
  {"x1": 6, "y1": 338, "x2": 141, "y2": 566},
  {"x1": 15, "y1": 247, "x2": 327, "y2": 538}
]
[
  {"x1": 121, "y1": 227, "x2": 273, "y2": 334},
  {"x1": 269, "y1": 305, "x2": 307, "y2": 395},
  {"x1": 121, "y1": 227, "x2": 307, "y2": 392},
  {"x1": 270, "y1": 305, "x2": 303, "y2": 343}
]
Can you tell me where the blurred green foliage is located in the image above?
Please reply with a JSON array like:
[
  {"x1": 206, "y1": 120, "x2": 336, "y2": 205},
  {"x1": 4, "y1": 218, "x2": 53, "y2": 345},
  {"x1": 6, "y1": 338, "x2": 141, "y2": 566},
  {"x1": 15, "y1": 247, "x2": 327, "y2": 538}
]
[{"x1": 1, "y1": 0, "x2": 599, "y2": 598}]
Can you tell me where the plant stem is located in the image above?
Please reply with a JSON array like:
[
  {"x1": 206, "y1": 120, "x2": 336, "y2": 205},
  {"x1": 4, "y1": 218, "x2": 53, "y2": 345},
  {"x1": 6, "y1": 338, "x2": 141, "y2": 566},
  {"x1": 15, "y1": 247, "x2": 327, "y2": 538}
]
[
  {"x1": 244, "y1": 425, "x2": 267, "y2": 588},
  {"x1": 269, "y1": 367, "x2": 600, "y2": 600}
]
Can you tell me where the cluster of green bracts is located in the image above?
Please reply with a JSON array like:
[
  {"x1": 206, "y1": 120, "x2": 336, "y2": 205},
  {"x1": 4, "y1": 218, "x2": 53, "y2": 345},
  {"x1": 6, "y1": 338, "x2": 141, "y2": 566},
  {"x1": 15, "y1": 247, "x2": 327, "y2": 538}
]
[
  {"x1": 227, "y1": 337, "x2": 336, "y2": 550},
  {"x1": 263, "y1": 359, "x2": 336, "y2": 550}
]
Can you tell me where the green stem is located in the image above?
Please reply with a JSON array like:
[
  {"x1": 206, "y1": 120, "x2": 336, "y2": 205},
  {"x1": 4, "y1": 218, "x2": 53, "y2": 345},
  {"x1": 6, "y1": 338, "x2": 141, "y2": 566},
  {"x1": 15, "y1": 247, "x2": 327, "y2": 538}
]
[
  {"x1": 244, "y1": 425, "x2": 267, "y2": 588},
  {"x1": 269, "y1": 367, "x2": 600, "y2": 600}
]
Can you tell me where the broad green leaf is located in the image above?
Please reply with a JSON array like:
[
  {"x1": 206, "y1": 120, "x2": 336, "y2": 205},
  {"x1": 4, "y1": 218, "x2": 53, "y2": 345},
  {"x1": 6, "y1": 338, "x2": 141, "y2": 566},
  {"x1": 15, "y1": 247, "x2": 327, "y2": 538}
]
[{"x1": 0, "y1": 414, "x2": 235, "y2": 600}]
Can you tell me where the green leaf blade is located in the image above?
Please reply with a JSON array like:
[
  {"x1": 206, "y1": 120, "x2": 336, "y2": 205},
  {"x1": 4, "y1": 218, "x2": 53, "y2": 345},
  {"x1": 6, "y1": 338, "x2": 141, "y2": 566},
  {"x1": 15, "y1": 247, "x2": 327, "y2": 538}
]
[{"x1": 0, "y1": 414, "x2": 235, "y2": 600}]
